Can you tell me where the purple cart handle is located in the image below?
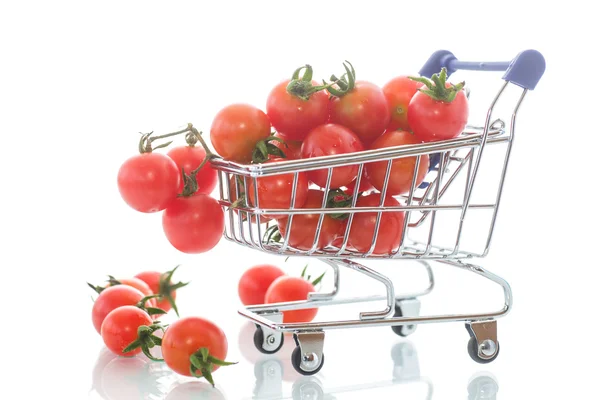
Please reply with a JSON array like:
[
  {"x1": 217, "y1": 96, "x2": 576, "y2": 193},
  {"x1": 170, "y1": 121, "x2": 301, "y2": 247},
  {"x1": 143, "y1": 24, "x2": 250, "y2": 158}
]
[{"x1": 419, "y1": 49, "x2": 546, "y2": 90}]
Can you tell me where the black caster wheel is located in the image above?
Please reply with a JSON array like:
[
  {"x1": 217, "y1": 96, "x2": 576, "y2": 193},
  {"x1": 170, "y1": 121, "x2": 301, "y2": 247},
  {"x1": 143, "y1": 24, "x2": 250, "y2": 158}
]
[
  {"x1": 253, "y1": 325, "x2": 284, "y2": 354},
  {"x1": 391, "y1": 305, "x2": 415, "y2": 337},
  {"x1": 467, "y1": 336, "x2": 500, "y2": 364},
  {"x1": 291, "y1": 346, "x2": 325, "y2": 376}
]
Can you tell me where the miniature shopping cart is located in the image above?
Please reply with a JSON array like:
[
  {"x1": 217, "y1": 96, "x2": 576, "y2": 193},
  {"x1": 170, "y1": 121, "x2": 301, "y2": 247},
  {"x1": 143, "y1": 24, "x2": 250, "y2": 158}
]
[{"x1": 210, "y1": 49, "x2": 546, "y2": 375}]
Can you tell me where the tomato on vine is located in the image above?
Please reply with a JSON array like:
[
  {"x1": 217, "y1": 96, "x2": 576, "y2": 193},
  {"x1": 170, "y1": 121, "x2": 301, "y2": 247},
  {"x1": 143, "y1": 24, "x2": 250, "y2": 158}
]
[
  {"x1": 327, "y1": 61, "x2": 390, "y2": 145},
  {"x1": 408, "y1": 68, "x2": 469, "y2": 142},
  {"x1": 266, "y1": 64, "x2": 330, "y2": 141},
  {"x1": 167, "y1": 132, "x2": 217, "y2": 195}
]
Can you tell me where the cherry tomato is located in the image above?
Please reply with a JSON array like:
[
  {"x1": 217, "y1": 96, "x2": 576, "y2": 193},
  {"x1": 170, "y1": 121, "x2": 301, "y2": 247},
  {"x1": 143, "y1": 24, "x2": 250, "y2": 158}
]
[
  {"x1": 277, "y1": 189, "x2": 343, "y2": 250},
  {"x1": 117, "y1": 152, "x2": 181, "y2": 213},
  {"x1": 272, "y1": 133, "x2": 302, "y2": 160},
  {"x1": 301, "y1": 124, "x2": 364, "y2": 189},
  {"x1": 408, "y1": 81, "x2": 469, "y2": 142},
  {"x1": 238, "y1": 264, "x2": 285, "y2": 306},
  {"x1": 161, "y1": 317, "x2": 229, "y2": 378},
  {"x1": 210, "y1": 103, "x2": 271, "y2": 163},
  {"x1": 329, "y1": 81, "x2": 390, "y2": 145},
  {"x1": 101, "y1": 306, "x2": 153, "y2": 356},
  {"x1": 344, "y1": 169, "x2": 374, "y2": 194},
  {"x1": 135, "y1": 268, "x2": 186, "y2": 315},
  {"x1": 266, "y1": 80, "x2": 329, "y2": 141},
  {"x1": 247, "y1": 158, "x2": 310, "y2": 219},
  {"x1": 265, "y1": 276, "x2": 318, "y2": 323},
  {"x1": 92, "y1": 285, "x2": 146, "y2": 334},
  {"x1": 167, "y1": 145, "x2": 217, "y2": 195},
  {"x1": 99, "y1": 277, "x2": 156, "y2": 308},
  {"x1": 382, "y1": 76, "x2": 423, "y2": 131},
  {"x1": 162, "y1": 194, "x2": 224, "y2": 254},
  {"x1": 366, "y1": 130, "x2": 429, "y2": 195},
  {"x1": 348, "y1": 193, "x2": 405, "y2": 255}
]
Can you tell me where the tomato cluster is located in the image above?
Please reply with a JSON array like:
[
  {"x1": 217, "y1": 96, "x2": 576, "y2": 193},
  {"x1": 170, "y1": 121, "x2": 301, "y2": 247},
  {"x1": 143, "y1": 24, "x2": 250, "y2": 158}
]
[
  {"x1": 209, "y1": 62, "x2": 469, "y2": 254},
  {"x1": 117, "y1": 125, "x2": 224, "y2": 254},
  {"x1": 238, "y1": 264, "x2": 325, "y2": 323},
  {"x1": 89, "y1": 266, "x2": 236, "y2": 387}
]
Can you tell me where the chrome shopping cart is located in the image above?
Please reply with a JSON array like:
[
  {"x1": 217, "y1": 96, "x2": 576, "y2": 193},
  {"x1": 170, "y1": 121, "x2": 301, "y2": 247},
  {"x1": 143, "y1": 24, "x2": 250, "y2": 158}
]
[{"x1": 210, "y1": 50, "x2": 546, "y2": 375}]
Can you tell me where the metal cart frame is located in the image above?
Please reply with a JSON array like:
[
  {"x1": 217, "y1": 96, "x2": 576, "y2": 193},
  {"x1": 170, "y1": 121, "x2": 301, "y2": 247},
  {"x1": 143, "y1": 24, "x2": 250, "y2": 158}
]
[{"x1": 211, "y1": 49, "x2": 545, "y2": 375}]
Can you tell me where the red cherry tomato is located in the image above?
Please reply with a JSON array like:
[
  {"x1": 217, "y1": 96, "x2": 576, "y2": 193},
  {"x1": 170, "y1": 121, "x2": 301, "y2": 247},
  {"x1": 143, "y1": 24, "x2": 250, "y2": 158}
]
[
  {"x1": 277, "y1": 189, "x2": 343, "y2": 250},
  {"x1": 228, "y1": 176, "x2": 270, "y2": 224},
  {"x1": 238, "y1": 264, "x2": 285, "y2": 305},
  {"x1": 366, "y1": 130, "x2": 429, "y2": 195},
  {"x1": 98, "y1": 277, "x2": 156, "y2": 308},
  {"x1": 301, "y1": 124, "x2": 364, "y2": 189},
  {"x1": 247, "y1": 159, "x2": 310, "y2": 219},
  {"x1": 348, "y1": 193, "x2": 405, "y2": 255},
  {"x1": 135, "y1": 268, "x2": 185, "y2": 315},
  {"x1": 117, "y1": 152, "x2": 181, "y2": 213},
  {"x1": 92, "y1": 285, "x2": 146, "y2": 334},
  {"x1": 272, "y1": 133, "x2": 302, "y2": 160},
  {"x1": 210, "y1": 103, "x2": 271, "y2": 163},
  {"x1": 161, "y1": 317, "x2": 229, "y2": 378},
  {"x1": 162, "y1": 194, "x2": 224, "y2": 254},
  {"x1": 167, "y1": 145, "x2": 217, "y2": 195},
  {"x1": 101, "y1": 306, "x2": 153, "y2": 356},
  {"x1": 266, "y1": 79, "x2": 329, "y2": 141},
  {"x1": 382, "y1": 76, "x2": 423, "y2": 131},
  {"x1": 408, "y1": 84, "x2": 469, "y2": 142},
  {"x1": 265, "y1": 276, "x2": 318, "y2": 323},
  {"x1": 329, "y1": 81, "x2": 390, "y2": 145}
]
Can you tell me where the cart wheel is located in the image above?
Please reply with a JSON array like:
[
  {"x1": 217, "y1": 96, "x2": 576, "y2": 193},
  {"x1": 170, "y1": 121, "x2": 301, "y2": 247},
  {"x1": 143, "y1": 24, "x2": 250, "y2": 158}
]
[
  {"x1": 253, "y1": 325, "x2": 284, "y2": 354},
  {"x1": 291, "y1": 345, "x2": 325, "y2": 376},
  {"x1": 467, "y1": 336, "x2": 500, "y2": 364},
  {"x1": 391, "y1": 305, "x2": 415, "y2": 337}
]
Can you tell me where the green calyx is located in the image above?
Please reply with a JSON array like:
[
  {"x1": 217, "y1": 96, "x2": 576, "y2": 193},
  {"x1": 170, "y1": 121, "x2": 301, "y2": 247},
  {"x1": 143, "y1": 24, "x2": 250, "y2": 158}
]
[
  {"x1": 300, "y1": 264, "x2": 326, "y2": 287},
  {"x1": 122, "y1": 322, "x2": 167, "y2": 361},
  {"x1": 252, "y1": 134, "x2": 288, "y2": 164},
  {"x1": 325, "y1": 60, "x2": 356, "y2": 98},
  {"x1": 286, "y1": 65, "x2": 326, "y2": 101},
  {"x1": 158, "y1": 265, "x2": 189, "y2": 317},
  {"x1": 409, "y1": 67, "x2": 465, "y2": 103},
  {"x1": 135, "y1": 294, "x2": 168, "y2": 317},
  {"x1": 189, "y1": 347, "x2": 238, "y2": 387},
  {"x1": 179, "y1": 127, "x2": 219, "y2": 197},
  {"x1": 326, "y1": 189, "x2": 355, "y2": 220}
]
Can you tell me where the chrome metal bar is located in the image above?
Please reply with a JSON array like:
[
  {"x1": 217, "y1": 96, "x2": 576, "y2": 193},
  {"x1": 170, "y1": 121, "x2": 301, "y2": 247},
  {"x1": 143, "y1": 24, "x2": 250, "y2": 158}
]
[
  {"x1": 365, "y1": 159, "x2": 393, "y2": 257},
  {"x1": 279, "y1": 171, "x2": 300, "y2": 253},
  {"x1": 334, "y1": 163, "x2": 364, "y2": 256},
  {"x1": 307, "y1": 259, "x2": 340, "y2": 300},
  {"x1": 423, "y1": 151, "x2": 447, "y2": 256},
  {"x1": 308, "y1": 168, "x2": 334, "y2": 255},
  {"x1": 482, "y1": 89, "x2": 528, "y2": 257},
  {"x1": 396, "y1": 155, "x2": 422, "y2": 256}
]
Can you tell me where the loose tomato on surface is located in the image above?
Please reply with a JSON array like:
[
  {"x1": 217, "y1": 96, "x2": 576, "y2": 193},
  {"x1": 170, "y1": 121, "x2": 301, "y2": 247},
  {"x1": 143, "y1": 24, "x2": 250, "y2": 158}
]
[
  {"x1": 301, "y1": 124, "x2": 364, "y2": 189},
  {"x1": 266, "y1": 65, "x2": 330, "y2": 142},
  {"x1": 210, "y1": 103, "x2": 271, "y2": 164},
  {"x1": 162, "y1": 193, "x2": 225, "y2": 254},
  {"x1": 91, "y1": 285, "x2": 147, "y2": 334},
  {"x1": 117, "y1": 152, "x2": 181, "y2": 213},
  {"x1": 167, "y1": 144, "x2": 217, "y2": 195},
  {"x1": 277, "y1": 189, "x2": 344, "y2": 251},
  {"x1": 161, "y1": 317, "x2": 235, "y2": 385},
  {"x1": 238, "y1": 264, "x2": 285, "y2": 305},
  {"x1": 382, "y1": 76, "x2": 423, "y2": 131},
  {"x1": 327, "y1": 62, "x2": 390, "y2": 145},
  {"x1": 247, "y1": 158, "x2": 310, "y2": 219},
  {"x1": 135, "y1": 266, "x2": 189, "y2": 316},
  {"x1": 88, "y1": 276, "x2": 156, "y2": 307},
  {"x1": 408, "y1": 68, "x2": 469, "y2": 142},
  {"x1": 366, "y1": 130, "x2": 429, "y2": 195},
  {"x1": 265, "y1": 275, "x2": 320, "y2": 323},
  {"x1": 101, "y1": 306, "x2": 154, "y2": 357},
  {"x1": 348, "y1": 193, "x2": 405, "y2": 255}
]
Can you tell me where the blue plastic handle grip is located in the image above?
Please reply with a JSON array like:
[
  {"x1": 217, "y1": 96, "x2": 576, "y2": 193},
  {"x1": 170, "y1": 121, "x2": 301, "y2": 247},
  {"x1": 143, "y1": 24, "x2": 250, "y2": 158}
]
[{"x1": 419, "y1": 49, "x2": 546, "y2": 90}]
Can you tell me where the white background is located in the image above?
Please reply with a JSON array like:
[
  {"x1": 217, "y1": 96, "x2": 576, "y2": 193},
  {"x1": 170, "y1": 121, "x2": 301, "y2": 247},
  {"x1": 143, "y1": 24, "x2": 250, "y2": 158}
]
[{"x1": 1, "y1": 1, "x2": 598, "y2": 399}]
